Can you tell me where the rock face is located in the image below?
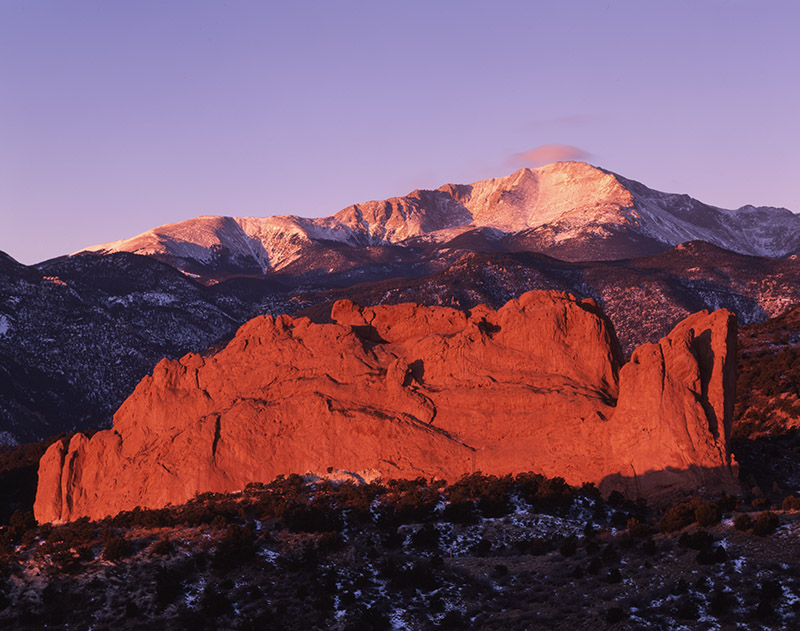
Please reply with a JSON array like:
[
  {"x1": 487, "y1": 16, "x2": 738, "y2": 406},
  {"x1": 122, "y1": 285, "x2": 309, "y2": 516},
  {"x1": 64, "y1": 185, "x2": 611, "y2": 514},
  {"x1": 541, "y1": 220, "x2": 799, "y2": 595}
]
[{"x1": 34, "y1": 291, "x2": 739, "y2": 523}]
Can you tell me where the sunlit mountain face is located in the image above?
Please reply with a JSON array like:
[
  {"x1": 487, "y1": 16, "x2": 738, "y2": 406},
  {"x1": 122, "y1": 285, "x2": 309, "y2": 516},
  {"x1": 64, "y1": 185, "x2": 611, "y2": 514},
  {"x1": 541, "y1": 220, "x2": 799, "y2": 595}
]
[{"x1": 78, "y1": 161, "x2": 800, "y2": 284}]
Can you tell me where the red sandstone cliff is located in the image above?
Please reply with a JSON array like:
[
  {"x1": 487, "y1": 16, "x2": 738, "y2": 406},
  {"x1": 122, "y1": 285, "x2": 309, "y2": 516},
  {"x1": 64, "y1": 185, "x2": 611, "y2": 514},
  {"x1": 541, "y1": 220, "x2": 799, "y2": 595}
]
[{"x1": 34, "y1": 291, "x2": 738, "y2": 523}]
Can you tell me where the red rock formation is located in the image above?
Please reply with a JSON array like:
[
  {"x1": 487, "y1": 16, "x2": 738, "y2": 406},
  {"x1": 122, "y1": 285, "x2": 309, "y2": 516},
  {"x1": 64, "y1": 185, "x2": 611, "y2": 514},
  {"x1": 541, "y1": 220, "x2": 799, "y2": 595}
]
[{"x1": 34, "y1": 291, "x2": 738, "y2": 523}]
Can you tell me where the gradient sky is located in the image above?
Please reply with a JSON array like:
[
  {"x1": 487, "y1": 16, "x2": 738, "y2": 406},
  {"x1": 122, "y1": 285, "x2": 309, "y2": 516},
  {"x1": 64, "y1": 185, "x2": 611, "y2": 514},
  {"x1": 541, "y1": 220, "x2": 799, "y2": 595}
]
[{"x1": 2, "y1": 0, "x2": 798, "y2": 264}]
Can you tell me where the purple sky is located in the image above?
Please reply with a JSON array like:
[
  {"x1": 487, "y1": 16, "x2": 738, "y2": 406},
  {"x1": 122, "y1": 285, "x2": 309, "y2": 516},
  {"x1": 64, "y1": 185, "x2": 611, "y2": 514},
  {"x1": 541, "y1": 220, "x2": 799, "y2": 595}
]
[{"x1": 2, "y1": 0, "x2": 799, "y2": 264}]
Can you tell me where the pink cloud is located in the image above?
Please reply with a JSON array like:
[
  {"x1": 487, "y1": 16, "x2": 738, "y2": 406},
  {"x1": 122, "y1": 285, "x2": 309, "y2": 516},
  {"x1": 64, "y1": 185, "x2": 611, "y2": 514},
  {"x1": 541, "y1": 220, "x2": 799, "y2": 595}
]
[{"x1": 509, "y1": 144, "x2": 592, "y2": 168}]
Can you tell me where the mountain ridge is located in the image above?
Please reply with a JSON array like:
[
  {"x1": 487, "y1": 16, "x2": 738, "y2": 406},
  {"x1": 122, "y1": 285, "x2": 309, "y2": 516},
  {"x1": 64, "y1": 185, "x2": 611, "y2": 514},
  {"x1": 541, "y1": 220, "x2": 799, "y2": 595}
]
[{"x1": 79, "y1": 162, "x2": 800, "y2": 283}]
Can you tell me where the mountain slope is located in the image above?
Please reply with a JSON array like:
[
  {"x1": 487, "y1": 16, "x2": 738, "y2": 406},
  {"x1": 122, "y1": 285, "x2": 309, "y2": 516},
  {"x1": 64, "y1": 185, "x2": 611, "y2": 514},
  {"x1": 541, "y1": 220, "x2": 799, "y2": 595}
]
[
  {"x1": 0, "y1": 252, "x2": 294, "y2": 444},
  {"x1": 80, "y1": 162, "x2": 800, "y2": 282},
  {"x1": 3, "y1": 242, "x2": 800, "y2": 444}
]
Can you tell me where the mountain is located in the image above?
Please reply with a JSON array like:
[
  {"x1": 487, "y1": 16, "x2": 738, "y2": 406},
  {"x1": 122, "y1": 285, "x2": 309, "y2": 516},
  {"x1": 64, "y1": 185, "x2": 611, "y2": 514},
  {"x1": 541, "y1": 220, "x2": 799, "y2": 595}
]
[
  {"x1": 2, "y1": 243, "x2": 800, "y2": 445},
  {"x1": 0, "y1": 251, "x2": 293, "y2": 445},
  {"x1": 34, "y1": 292, "x2": 738, "y2": 523},
  {"x1": 80, "y1": 161, "x2": 800, "y2": 283}
]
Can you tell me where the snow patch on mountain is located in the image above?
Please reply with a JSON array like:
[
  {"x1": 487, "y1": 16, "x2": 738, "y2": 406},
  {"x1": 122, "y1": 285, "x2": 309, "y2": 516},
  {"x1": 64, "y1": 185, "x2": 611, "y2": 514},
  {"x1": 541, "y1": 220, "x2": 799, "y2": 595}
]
[{"x1": 77, "y1": 161, "x2": 799, "y2": 276}]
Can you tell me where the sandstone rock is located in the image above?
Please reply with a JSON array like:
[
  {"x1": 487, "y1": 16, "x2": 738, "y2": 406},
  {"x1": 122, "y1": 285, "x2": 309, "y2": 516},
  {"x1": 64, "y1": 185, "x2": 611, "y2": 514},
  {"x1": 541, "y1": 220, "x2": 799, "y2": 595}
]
[{"x1": 34, "y1": 291, "x2": 739, "y2": 523}]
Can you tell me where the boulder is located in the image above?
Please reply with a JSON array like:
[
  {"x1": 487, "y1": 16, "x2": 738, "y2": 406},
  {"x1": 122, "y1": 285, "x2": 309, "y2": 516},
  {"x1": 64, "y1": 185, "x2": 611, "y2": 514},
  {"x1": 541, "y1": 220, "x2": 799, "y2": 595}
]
[{"x1": 34, "y1": 291, "x2": 738, "y2": 522}]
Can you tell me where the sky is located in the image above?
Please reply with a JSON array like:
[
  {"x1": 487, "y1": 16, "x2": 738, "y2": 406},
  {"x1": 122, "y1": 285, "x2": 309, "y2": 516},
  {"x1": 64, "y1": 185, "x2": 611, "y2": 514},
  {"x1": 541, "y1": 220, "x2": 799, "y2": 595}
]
[{"x1": 2, "y1": 0, "x2": 799, "y2": 264}]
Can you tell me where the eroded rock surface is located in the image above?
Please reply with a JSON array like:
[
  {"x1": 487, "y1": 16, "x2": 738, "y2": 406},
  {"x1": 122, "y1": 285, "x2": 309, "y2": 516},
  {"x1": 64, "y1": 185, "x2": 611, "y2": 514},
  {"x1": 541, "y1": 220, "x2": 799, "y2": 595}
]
[{"x1": 34, "y1": 291, "x2": 738, "y2": 522}]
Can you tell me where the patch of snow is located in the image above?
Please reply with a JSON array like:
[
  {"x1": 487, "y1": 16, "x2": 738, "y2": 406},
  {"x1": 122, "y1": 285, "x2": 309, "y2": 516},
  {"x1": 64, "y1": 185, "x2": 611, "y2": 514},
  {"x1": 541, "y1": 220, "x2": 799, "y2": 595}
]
[
  {"x1": 258, "y1": 547, "x2": 280, "y2": 563},
  {"x1": 0, "y1": 314, "x2": 10, "y2": 336},
  {"x1": 183, "y1": 575, "x2": 207, "y2": 607}
]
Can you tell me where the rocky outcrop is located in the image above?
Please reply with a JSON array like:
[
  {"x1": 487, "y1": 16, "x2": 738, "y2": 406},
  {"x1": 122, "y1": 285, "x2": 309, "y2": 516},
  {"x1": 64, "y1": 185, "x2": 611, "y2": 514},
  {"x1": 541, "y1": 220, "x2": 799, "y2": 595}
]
[{"x1": 34, "y1": 291, "x2": 739, "y2": 523}]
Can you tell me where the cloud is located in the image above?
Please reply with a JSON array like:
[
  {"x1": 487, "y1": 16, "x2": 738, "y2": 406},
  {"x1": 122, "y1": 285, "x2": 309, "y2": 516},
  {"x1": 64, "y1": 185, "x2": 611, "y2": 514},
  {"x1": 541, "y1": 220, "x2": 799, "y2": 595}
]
[{"x1": 509, "y1": 144, "x2": 592, "y2": 168}]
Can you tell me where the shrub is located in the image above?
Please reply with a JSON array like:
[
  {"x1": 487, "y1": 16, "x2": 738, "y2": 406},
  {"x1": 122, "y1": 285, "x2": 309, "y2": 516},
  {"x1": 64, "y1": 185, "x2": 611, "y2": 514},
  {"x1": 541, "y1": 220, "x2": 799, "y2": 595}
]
[
  {"x1": 752, "y1": 497, "x2": 769, "y2": 509},
  {"x1": 678, "y1": 530, "x2": 714, "y2": 551},
  {"x1": 212, "y1": 524, "x2": 256, "y2": 569},
  {"x1": 442, "y1": 501, "x2": 477, "y2": 524},
  {"x1": 607, "y1": 490, "x2": 625, "y2": 507},
  {"x1": 734, "y1": 514, "x2": 753, "y2": 531},
  {"x1": 316, "y1": 530, "x2": 343, "y2": 553},
  {"x1": 760, "y1": 579, "x2": 783, "y2": 601},
  {"x1": 103, "y1": 534, "x2": 132, "y2": 561},
  {"x1": 514, "y1": 472, "x2": 573, "y2": 507},
  {"x1": 513, "y1": 472, "x2": 543, "y2": 503},
  {"x1": 155, "y1": 566, "x2": 183, "y2": 606},
  {"x1": 659, "y1": 502, "x2": 695, "y2": 533},
  {"x1": 381, "y1": 528, "x2": 403, "y2": 549},
  {"x1": 752, "y1": 511, "x2": 779, "y2": 536},
  {"x1": 782, "y1": 495, "x2": 800, "y2": 511},
  {"x1": 151, "y1": 537, "x2": 173, "y2": 556},
  {"x1": 446, "y1": 473, "x2": 512, "y2": 518},
  {"x1": 492, "y1": 563, "x2": 509, "y2": 578},
  {"x1": 559, "y1": 536, "x2": 577, "y2": 557},
  {"x1": 51, "y1": 548, "x2": 86, "y2": 574},
  {"x1": 580, "y1": 482, "x2": 601, "y2": 501},
  {"x1": 535, "y1": 476, "x2": 573, "y2": 507},
  {"x1": 471, "y1": 538, "x2": 492, "y2": 557},
  {"x1": 124, "y1": 601, "x2": 140, "y2": 618},
  {"x1": 627, "y1": 517, "x2": 651, "y2": 538},
  {"x1": 200, "y1": 585, "x2": 232, "y2": 617},
  {"x1": 601, "y1": 543, "x2": 617, "y2": 565},
  {"x1": 526, "y1": 537, "x2": 551, "y2": 556},
  {"x1": 345, "y1": 605, "x2": 392, "y2": 630},
  {"x1": 756, "y1": 599, "x2": 775, "y2": 620},
  {"x1": 675, "y1": 596, "x2": 699, "y2": 620},
  {"x1": 43, "y1": 517, "x2": 97, "y2": 555},
  {"x1": 388, "y1": 560, "x2": 439, "y2": 592},
  {"x1": 709, "y1": 590, "x2": 735, "y2": 616},
  {"x1": 696, "y1": 545, "x2": 727, "y2": 565},
  {"x1": 694, "y1": 503, "x2": 721, "y2": 527},
  {"x1": 610, "y1": 511, "x2": 628, "y2": 528},
  {"x1": 7, "y1": 511, "x2": 36, "y2": 544},
  {"x1": 112, "y1": 506, "x2": 172, "y2": 529},
  {"x1": 211, "y1": 514, "x2": 228, "y2": 529},
  {"x1": 381, "y1": 482, "x2": 439, "y2": 525},
  {"x1": 284, "y1": 503, "x2": 341, "y2": 533},
  {"x1": 411, "y1": 523, "x2": 440, "y2": 549},
  {"x1": 439, "y1": 610, "x2": 468, "y2": 628},
  {"x1": 715, "y1": 493, "x2": 738, "y2": 512},
  {"x1": 605, "y1": 606, "x2": 627, "y2": 623}
]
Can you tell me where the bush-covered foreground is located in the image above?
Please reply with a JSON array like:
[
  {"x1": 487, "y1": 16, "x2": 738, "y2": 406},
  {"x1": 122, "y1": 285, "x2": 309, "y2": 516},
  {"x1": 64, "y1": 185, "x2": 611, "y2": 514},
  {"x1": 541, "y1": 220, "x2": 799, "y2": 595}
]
[{"x1": 1, "y1": 473, "x2": 800, "y2": 630}]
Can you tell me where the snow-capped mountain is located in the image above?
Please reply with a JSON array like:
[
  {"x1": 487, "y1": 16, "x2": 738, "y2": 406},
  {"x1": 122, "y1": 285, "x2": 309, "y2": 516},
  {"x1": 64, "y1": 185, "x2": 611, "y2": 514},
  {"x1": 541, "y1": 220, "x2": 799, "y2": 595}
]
[{"x1": 80, "y1": 161, "x2": 800, "y2": 281}]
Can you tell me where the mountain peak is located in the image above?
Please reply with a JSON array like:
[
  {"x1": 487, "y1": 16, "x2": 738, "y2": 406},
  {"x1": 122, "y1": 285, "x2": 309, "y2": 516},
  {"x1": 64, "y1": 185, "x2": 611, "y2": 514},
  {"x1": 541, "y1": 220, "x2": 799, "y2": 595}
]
[{"x1": 75, "y1": 163, "x2": 800, "y2": 280}]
